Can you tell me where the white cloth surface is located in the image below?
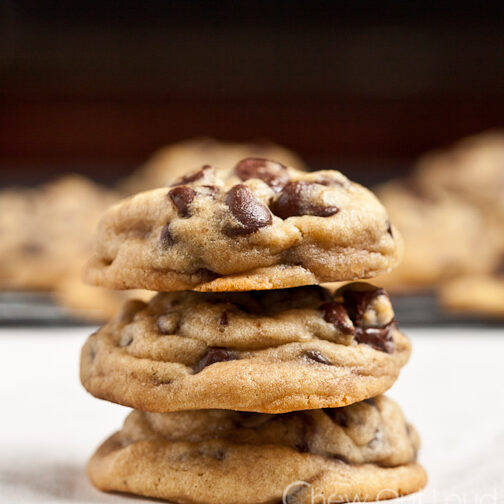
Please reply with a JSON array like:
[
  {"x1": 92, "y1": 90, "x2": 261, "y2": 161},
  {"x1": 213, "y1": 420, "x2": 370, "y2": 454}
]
[{"x1": 0, "y1": 327, "x2": 503, "y2": 503}]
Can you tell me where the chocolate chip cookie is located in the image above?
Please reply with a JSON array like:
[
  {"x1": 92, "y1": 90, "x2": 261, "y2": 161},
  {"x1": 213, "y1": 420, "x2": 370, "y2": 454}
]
[
  {"x1": 0, "y1": 175, "x2": 118, "y2": 291},
  {"x1": 374, "y1": 130, "x2": 504, "y2": 293},
  {"x1": 85, "y1": 161, "x2": 403, "y2": 292},
  {"x1": 88, "y1": 395, "x2": 426, "y2": 504},
  {"x1": 413, "y1": 130, "x2": 504, "y2": 224},
  {"x1": 80, "y1": 283, "x2": 411, "y2": 413},
  {"x1": 118, "y1": 137, "x2": 307, "y2": 194},
  {"x1": 374, "y1": 180, "x2": 502, "y2": 291}
]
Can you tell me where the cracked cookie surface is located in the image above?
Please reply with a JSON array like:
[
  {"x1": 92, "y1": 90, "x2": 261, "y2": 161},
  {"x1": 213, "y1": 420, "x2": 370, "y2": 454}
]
[
  {"x1": 88, "y1": 395, "x2": 426, "y2": 504},
  {"x1": 85, "y1": 161, "x2": 402, "y2": 292},
  {"x1": 80, "y1": 283, "x2": 411, "y2": 413}
]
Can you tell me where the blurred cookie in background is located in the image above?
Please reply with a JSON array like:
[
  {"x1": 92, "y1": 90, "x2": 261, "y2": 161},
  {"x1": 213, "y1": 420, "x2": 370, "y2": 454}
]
[
  {"x1": 439, "y1": 263, "x2": 504, "y2": 319},
  {"x1": 118, "y1": 137, "x2": 307, "y2": 194},
  {"x1": 413, "y1": 130, "x2": 504, "y2": 225},
  {"x1": 55, "y1": 273, "x2": 152, "y2": 322},
  {"x1": 374, "y1": 180, "x2": 502, "y2": 292},
  {"x1": 374, "y1": 130, "x2": 504, "y2": 319},
  {"x1": 0, "y1": 175, "x2": 119, "y2": 292}
]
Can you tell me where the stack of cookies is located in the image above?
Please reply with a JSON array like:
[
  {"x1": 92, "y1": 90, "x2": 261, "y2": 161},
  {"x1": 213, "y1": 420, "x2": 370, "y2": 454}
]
[{"x1": 80, "y1": 159, "x2": 427, "y2": 504}]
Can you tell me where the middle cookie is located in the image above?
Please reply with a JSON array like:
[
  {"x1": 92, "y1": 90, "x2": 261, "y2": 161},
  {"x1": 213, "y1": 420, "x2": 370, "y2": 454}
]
[{"x1": 81, "y1": 283, "x2": 411, "y2": 413}]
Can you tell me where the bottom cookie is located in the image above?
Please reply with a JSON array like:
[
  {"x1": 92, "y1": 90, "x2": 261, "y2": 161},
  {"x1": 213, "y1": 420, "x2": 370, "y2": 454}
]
[{"x1": 88, "y1": 396, "x2": 426, "y2": 503}]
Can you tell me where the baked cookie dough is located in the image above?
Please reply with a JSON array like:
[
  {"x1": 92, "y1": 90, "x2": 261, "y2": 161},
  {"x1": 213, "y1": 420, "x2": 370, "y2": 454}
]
[
  {"x1": 119, "y1": 137, "x2": 307, "y2": 194},
  {"x1": 86, "y1": 161, "x2": 403, "y2": 292},
  {"x1": 81, "y1": 283, "x2": 411, "y2": 413},
  {"x1": 88, "y1": 395, "x2": 426, "y2": 504}
]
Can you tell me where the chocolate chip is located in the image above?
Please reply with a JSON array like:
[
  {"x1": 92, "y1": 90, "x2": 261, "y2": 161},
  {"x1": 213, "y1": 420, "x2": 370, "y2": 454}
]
[
  {"x1": 224, "y1": 184, "x2": 272, "y2": 236},
  {"x1": 302, "y1": 350, "x2": 332, "y2": 365},
  {"x1": 168, "y1": 186, "x2": 196, "y2": 217},
  {"x1": 218, "y1": 311, "x2": 229, "y2": 327},
  {"x1": 324, "y1": 408, "x2": 348, "y2": 427},
  {"x1": 339, "y1": 285, "x2": 395, "y2": 353},
  {"x1": 320, "y1": 302, "x2": 355, "y2": 335},
  {"x1": 234, "y1": 158, "x2": 290, "y2": 192},
  {"x1": 194, "y1": 347, "x2": 238, "y2": 373},
  {"x1": 271, "y1": 181, "x2": 339, "y2": 219},
  {"x1": 171, "y1": 165, "x2": 211, "y2": 186},
  {"x1": 342, "y1": 286, "x2": 387, "y2": 326},
  {"x1": 386, "y1": 219, "x2": 393, "y2": 237},
  {"x1": 159, "y1": 224, "x2": 175, "y2": 248},
  {"x1": 355, "y1": 325, "x2": 394, "y2": 354}
]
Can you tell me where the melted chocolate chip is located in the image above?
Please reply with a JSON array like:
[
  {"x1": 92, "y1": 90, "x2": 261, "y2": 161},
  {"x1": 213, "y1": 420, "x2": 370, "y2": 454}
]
[
  {"x1": 338, "y1": 285, "x2": 395, "y2": 353},
  {"x1": 324, "y1": 408, "x2": 348, "y2": 427},
  {"x1": 194, "y1": 347, "x2": 238, "y2": 373},
  {"x1": 386, "y1": 219, "x2": 393, "y2": 237},
  {"x1": 171, "y1": 165, "x2": 211, "y2": 186},
  {"x1": 224, "y1": 184, "x2": 272, "y2": 236},
  {"x1": 271, "y1": 181, "x2": 339, "y2": 219},
  {"x1": 168, "y1": 186, "x2": 196, "y2": 217},
  {"x1": 320, "y1": 302, "x2": 355, "y2": 335},
  {"x1": 342, "y1": 287, "x2": 387, "y2": 326},
  {"x1": 355, "y1": 325, "x2": 394, "y2": 354},
  {"x1": 218, "y1": 311, "x2": 229, "y2": 327},
  {"x1": 303, "y1": 350, "x2": 332, "y2": 366},
  {"x1": 159, "y1": 224, "x2": 175, "y2": 248},
  {"x1": 234, "y1": 158, "x2": 290, "y2": 192}
]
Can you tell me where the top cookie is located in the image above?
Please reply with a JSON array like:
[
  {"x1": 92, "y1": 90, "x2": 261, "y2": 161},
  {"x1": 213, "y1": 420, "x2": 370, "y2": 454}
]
[{"x1": 86, "y1": 160, "x2": 402, "y2": 292}]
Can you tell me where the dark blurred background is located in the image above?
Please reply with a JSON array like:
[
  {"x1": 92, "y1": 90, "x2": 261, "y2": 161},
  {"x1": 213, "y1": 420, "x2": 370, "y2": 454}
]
[{"x1": 2, "y1": 0, "x2": 504, "y2": 185}]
